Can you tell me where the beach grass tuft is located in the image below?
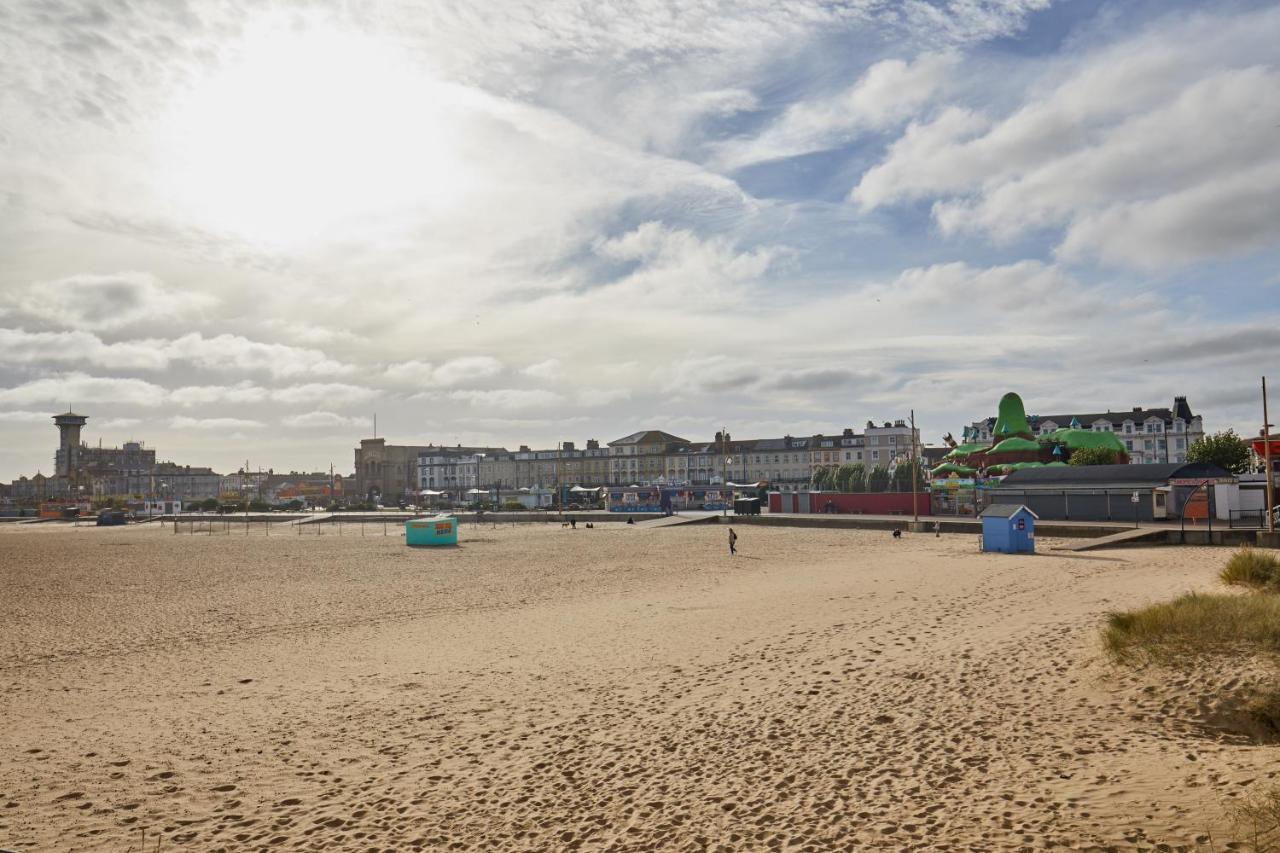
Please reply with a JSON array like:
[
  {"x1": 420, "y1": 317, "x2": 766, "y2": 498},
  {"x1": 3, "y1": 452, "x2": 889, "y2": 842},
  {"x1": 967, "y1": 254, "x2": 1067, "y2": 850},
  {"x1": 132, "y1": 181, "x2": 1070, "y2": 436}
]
[
  {"x1": 1103, "y1": 592, "x2": 1280, "y2": 663},
  {"x1": 1234, "y1": 784, "x2": 1280, "y2": 852},
  {"x1": 1220, "y1": 547, "x2": 1280, "y2": 591}
]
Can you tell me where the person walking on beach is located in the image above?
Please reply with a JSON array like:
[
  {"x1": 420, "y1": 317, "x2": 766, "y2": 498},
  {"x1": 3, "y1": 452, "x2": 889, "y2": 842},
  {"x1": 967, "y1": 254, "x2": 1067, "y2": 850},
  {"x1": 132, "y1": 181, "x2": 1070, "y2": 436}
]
[{"x1": 728, "y1": 527, "x2": 738, "y2": 556}]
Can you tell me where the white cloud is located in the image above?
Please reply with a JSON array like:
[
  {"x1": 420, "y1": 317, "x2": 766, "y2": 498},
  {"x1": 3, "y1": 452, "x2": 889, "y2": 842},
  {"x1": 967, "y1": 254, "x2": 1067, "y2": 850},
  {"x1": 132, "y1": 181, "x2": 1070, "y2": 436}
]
[
  {"x1": 12, "y1": 272, "x2": 214, "y2": 331},
  {"x1": 1057, "y1": 162, "x2": 1280, "y2": 268},
  {"x1": 170, "y1": 416, "x2": 266, "y2": 430},
  {"x1": 171, "y1": 381, "x2": 377, "y2": 408},
  {"x1": 271, "y1": 383, "x2": 379, "y2": 406},
  {"x1": 0, "y1": 329, "x2": 357, "y2": 378},
  {"x1": 448, "y1": 388, "x2": 566, "y2": 410},
  {"x1": 383, "y1": 356, "x2": 503, "y2": 389},
  {"x1": 853, "y1": 8, "x2": 1280, "y2": 267},
  {"x1": 592, "y1": 222, "x2": 778, "y2": 306},
  {"x1": 576, "y1": 387, "x2": 630, "y2": 407},
  {"x1": 96, "y1": 417, "x2": 143, "y2": 430},
  {"x1": 170, "y1": 381, "x2": 270, "y2": 407},
  {"x1": 714, "y1": 52, "x2": 957, "y2": 169},
  {"x1": 0, "y1": 373, "x2": 167, "y2": 407},
  {"x1": 259, "y1": 318, "x2": 363, "y2": 345},
  {"x1": 522, "y1": 359, "x2": 562, "y2": 380},
  {"x1": 0, "y1": 410, "x2": 53, "y2": 424},
  {"x1": 0, "y1": 328, "x2": 170, "y2": 370},
  {"x1": 280, "y1": 411, "x2": 373, "y2": 430},
  {"x1": 160, "y1": 333, "x2": 354, "y2": 378}
]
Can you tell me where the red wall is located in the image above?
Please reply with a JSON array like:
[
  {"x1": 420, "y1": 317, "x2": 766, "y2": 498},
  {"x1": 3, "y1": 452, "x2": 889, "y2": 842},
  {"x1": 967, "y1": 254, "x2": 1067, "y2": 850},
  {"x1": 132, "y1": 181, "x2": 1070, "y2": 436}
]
[{"x1": 768, "y1": 492, "x2": 931, "y2": 515}]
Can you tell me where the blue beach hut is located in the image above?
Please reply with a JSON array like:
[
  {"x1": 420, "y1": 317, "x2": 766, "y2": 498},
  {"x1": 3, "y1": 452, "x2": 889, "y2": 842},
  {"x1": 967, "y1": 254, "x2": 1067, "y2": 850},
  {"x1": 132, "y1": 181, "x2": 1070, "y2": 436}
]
[
  {"x1": 405, "y1": 515, "x2": 458, "y2": 546},
  {"x1": 979, "y1": 504, "x2": 1037, "y2": 553}
]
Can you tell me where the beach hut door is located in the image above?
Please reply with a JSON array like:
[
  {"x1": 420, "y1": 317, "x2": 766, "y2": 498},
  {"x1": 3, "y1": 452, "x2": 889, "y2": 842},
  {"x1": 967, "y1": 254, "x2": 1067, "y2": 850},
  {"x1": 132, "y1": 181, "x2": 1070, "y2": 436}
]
[{"x1": 1152, "y1": 488, "x2": 1169, "y2": 520}]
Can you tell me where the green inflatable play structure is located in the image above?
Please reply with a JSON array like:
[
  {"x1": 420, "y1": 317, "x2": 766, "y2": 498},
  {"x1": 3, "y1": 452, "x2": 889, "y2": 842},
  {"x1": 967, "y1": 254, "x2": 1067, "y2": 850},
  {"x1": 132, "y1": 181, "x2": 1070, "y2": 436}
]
[{"x1": 931, "y1": 391, "x2": 1129, "y2": 479}]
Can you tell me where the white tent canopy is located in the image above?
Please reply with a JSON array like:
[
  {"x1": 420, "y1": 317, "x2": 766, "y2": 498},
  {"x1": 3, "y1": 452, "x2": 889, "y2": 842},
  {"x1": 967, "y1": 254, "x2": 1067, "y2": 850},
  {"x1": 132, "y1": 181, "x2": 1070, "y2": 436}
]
[
  {"x1": 725, "y1": 481, "x2": 766, "y2": 489},
  {"x1": 418, "y1": 489, "x2": 445, "y2": 496},
  {"x1": 569, "y1": 485, "x2": 602, "y2": 493},
  {"x1": 466, "y1": 488, "x2": 488, "y2": 495}
]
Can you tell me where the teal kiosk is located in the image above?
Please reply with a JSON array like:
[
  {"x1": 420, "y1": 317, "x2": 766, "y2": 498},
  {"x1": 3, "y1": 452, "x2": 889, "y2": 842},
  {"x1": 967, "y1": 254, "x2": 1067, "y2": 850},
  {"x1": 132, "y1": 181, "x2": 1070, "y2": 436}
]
[{"x1": 406, "y1": 515, "x2": 458, "y2": 546}]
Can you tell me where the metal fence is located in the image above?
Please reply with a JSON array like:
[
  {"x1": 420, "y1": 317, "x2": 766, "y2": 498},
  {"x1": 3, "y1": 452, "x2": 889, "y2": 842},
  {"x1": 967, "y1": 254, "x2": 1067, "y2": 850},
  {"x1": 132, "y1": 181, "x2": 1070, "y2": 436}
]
[{"x1": 1229, "y1": 509, "x2": 1267, "y2": 529}]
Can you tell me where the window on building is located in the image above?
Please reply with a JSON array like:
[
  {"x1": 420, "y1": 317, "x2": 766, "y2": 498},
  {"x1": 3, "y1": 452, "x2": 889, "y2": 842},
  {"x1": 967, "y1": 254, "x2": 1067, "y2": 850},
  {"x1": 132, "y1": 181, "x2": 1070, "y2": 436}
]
[
  {"x1": 1125, "y1": 423, "x2": 1133, "y2": 433},
  {"x1": 1176, "y1": 438, "x2": 1184, "y2": 450},
  {"x1": 1144, "y1": 440, "x2": 1152, "y2": 450},
  {"x1": 872, "y1": 451, "x2": 880, "y2": 460}
]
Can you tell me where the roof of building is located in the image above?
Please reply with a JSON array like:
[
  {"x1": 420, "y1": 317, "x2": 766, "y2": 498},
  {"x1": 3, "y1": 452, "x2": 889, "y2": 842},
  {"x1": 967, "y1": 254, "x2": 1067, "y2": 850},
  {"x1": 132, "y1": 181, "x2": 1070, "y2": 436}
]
[
  {"x1": 980, "y1": 504, "x2": 1038, "y2": 519},
  {"x1": 999, "y1": 462, "x2": 1228, "y2": 488},
  {"x1": 608, "y1": 430, "x2": 690, "y2": 447},
  {"x1": 978, "y1": 403, "x2": 1196, "y2": 429}
]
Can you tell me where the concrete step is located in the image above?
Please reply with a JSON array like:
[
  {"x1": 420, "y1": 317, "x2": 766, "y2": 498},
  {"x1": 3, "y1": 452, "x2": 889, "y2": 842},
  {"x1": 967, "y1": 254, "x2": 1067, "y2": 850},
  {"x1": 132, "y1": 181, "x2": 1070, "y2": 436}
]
[
  {"x1": 1055, "y1": 527, "x2": 1167, "y2": 551},
  {"x1": 632, "y1": 513, "x2": 718, "y2": 529}
]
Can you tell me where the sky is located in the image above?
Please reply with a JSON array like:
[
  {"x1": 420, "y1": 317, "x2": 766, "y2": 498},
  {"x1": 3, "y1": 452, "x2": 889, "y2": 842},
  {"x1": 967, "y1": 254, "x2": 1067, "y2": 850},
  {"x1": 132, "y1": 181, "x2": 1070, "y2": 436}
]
[{"x1": 1, "y1": 0, "x2": 1278, "y2": 479}]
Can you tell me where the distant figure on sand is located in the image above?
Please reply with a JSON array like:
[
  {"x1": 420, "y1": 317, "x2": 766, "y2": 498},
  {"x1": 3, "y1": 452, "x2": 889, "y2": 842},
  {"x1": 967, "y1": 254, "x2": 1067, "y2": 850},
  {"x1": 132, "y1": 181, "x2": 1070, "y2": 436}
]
[
  {"x1": 626, "y1": 516, "x2": 634, "y2": 525},
  {"x1": 934, "y1": 520, "x2": 941, "y2": 537},
  {"x1": 892, "y1": 528, "x2": 902, "y2": 539},
  {"x1": 729, "y1": 527, "x2": 738, "y2": 556}
]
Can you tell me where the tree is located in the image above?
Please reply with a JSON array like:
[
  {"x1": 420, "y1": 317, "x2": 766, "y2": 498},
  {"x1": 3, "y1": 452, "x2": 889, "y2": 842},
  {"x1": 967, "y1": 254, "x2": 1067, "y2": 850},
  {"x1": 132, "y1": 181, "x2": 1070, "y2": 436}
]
[
  {"x1": 836, "y1": 463, "x2": 866, "y2": 493},
  {"x1": 891, "y1": 461, "x2": 926, "y2": 492},
  {"x1": 847, "y1": 462, "x2": 867, "y2": 492},
  {"x1": 811, "y1": 465, "x2": 833, "y2": 490},
  {"x1": 1187, "y1": 430, "x2": 1251, "y2": 474},
  {"x1": 1068, "y1": 446, "x2": 1117, "y2": 466},
  {"x1": 867, "y1": 465, "x2": 890, "y2": 492}
]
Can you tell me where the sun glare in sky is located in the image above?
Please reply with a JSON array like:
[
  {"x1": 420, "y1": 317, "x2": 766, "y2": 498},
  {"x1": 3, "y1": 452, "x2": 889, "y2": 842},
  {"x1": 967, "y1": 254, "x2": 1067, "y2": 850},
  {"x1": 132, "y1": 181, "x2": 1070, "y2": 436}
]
[{"x1": 159, "y1": 20, "x2": 470, "y2": 246}]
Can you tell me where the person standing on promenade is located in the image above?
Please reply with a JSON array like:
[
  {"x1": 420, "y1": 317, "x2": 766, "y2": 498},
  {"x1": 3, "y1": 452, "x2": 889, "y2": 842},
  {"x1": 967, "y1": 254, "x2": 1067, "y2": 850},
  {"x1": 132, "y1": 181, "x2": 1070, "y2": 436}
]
[{"x1": 729, "y1": 527, "x2": 738, "y2": 556}]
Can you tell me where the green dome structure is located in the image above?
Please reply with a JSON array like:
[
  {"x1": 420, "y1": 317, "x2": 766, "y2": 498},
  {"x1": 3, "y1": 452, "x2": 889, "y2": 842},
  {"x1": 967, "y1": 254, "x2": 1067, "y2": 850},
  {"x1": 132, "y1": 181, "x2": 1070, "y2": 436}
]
[
  {"x1": 992, "y1": 392, "x2": 1033, "y2": 440},
  {"x1": 990, "y1": 437, "x2": 1041, "y2": 454},
  {"x1": 930, "y1": 463, "x2": 976, "y2": 477},
  {"x1": 1042, "y1": 428, "x2": 1127, "y2": 454}
]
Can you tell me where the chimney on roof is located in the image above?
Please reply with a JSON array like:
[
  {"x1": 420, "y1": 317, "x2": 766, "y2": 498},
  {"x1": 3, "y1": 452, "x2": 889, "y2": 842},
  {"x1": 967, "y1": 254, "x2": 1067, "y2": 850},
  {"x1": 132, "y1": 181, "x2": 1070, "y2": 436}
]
[
  {"x1": 519, "y1": 445, "x2": 530, "y2": 452},
  {"x1": 842, "y1": 427, "x2": 853, "y2": 437},
  {"x1": 714, "y1": 431, "x2": 723, "y2": 444},
  {"x1": 562, "y1": 441, "x2": 575, "y2": 451},
  {"x1": 586, "y1": 439, "x2": 599, "y2": 450},
  {"x1": 1133, "y1": 406, "x2": 1142, "y2": 413}
]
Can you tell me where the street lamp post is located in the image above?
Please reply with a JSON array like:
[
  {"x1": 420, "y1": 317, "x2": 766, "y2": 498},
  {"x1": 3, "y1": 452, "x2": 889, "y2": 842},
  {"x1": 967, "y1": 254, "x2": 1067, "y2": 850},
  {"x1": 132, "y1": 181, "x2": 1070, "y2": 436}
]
[
  {"x1": 910, "y1": 409, "x2": 920, "y2": 525},
  {"x1": 1264, "y1": 376, "x2": 1274, "y2": 534},
  {"x1": 720, "y1": 427, "x2": 729, "y2": 517}
]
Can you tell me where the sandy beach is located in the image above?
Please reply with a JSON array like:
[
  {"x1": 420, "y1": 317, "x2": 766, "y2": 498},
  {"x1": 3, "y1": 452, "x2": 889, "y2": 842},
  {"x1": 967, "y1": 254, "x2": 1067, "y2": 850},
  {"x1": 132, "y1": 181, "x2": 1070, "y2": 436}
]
[{"x1": 1, "y1": 521, "x2": 1274, "y2": 851}]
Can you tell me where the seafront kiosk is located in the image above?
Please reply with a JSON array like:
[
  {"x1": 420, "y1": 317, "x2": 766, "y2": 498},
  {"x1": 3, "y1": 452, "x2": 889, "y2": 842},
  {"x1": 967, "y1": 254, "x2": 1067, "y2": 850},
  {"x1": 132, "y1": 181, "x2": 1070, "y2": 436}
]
[
  {"x1": 980, "y1": 504, "x2": 1037, "y2": 553},
  {"x1": 406, "y1": 516, "x2": 458, "y2": 546}
]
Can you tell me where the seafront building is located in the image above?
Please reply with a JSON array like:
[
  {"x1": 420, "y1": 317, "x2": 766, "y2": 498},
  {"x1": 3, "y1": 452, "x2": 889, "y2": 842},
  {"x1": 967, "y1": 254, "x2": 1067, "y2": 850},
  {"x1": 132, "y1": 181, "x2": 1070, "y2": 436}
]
[
  {"x1": 5, "y1": 411, "x2": 223, "y2": 503},
  {"x1": 374, "y1": 422, "x2": 926, "y2": 503},
  {"x1": 355, "y1": 437, "x2": 507, "y2": 503},
  {"x1": 964, "y1": 396, "x2": 1204, "y2": 465}
]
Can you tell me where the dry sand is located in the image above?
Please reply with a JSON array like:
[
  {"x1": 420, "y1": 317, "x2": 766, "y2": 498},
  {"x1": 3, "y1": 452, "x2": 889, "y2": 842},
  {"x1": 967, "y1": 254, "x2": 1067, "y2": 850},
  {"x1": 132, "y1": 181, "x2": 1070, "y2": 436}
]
[{"x1": 1, "y1": 521, "x2": 1274, "y2": 851}]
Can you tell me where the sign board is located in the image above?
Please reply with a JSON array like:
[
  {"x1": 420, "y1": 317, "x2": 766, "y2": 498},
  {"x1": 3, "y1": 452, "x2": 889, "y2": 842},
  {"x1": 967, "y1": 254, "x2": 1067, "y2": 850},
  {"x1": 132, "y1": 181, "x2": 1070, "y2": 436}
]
[
  {"x1": 931, "y1": 478, "x2": 976, "y2": 489},
  {"x1": 1169, "y1": 478, "x2": 1231, "y2": 486},
  {"x1": 1016, "y1": 518, "x2": 1025, "y2": 531},
  {"x1": 1130, "y1": 491, "x2": 1140, "y2": 503}
]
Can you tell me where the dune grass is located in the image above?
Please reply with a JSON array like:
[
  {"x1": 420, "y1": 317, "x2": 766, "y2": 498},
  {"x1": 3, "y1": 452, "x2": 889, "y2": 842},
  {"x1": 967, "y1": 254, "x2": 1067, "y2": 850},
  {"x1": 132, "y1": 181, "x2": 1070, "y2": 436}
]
[
  {"x1": 1221, "y1": 548, "x2": 1280, "y2": 591},
  {"x1": 1235, "y1": 784, "x2": 1280, "y2": 852},
  {"x1": 1103, "y1": 591, "x2": 1280, "y2": 663}
]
